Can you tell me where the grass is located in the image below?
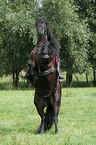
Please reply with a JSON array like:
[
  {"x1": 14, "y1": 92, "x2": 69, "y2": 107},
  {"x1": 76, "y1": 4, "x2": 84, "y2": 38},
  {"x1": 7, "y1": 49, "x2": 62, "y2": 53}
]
[
  {"x1": 0, "y1": 88, "x2": 96, "y2": 144},
  {"x1": 0, "y1": 75, "x2": 32, "y2": 90}
]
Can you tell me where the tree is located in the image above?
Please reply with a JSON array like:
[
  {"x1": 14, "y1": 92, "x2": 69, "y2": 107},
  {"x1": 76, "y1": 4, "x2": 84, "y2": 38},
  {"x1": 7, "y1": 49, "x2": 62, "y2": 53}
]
[
  {"x1": 39, "y1": 0, "x2": 90, "y2": 87},
  {"x1": 0, "y1": 0, "x2": 37, "y2": 87},
  {"x1": 73, "y1": 0, "x2": 96, "y2": 86}
]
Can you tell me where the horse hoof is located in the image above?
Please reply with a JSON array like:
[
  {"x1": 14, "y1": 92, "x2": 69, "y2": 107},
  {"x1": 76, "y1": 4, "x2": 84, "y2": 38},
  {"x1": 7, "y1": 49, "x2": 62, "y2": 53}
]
[
  {"x1": 36, "y1": 129, "x2": 41, "y2": 134},
  {"x1": 36, "y1": 130, "x2": 45, "y2": 134},
  {"x1": 55, "y1": 130, "x2": 58, "y2": 134},
  {"x1": 36, "y1": 127, "x2": 45, "y2": 134}
]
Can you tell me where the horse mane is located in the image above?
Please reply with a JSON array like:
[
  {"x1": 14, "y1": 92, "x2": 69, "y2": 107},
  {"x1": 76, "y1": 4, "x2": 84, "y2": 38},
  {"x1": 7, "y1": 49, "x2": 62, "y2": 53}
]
[
  {"x1": 36, "y1": 18, "x2": 59, "y2": 56},
  {"x1": 47, "y1": 28, "x2": 59, "y2": 55}
]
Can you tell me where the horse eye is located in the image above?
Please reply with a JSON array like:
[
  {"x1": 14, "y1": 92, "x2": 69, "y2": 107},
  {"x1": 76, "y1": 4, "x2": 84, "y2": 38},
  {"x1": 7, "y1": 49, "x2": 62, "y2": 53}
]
[{"x1": 41, "y1": 20, "x2": 45, "y2": 23}]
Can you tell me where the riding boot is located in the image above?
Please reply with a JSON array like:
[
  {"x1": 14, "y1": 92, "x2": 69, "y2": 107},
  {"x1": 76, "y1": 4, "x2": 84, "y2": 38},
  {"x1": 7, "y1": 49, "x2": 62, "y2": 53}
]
[
  {"x1": 56, "y1": 57, "x2": 64, "y2": 80},
  {"x1": 22, "y1": 60, "x2": 33, "y2": 79},
  {"x1": 21, "y1": 67, "x2": 30, "y2": 79}
]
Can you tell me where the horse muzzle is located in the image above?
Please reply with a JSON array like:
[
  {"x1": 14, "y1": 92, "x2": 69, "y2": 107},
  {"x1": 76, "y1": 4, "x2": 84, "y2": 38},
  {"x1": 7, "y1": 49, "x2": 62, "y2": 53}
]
[
  {"x1": 41, "y1": 54, "x2": 49, "y2": 59},
  {"x1": 37, "y1": 28, "x2": 44, "y2": 35},
  {"x1": 28, "y1": 60, "x2": 32, "y2": 66}
]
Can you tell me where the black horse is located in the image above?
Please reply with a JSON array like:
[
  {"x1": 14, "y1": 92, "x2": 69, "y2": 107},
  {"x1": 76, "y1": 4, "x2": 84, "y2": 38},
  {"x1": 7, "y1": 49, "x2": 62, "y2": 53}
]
[{"x1": 24, "y1": 18, "x2": 61, "y2": 133}]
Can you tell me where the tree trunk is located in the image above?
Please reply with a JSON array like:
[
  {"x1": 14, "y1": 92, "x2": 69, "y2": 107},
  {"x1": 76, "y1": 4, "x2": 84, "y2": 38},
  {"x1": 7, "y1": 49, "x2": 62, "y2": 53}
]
[
  {"x1": 69, "y1": 74, "x2": 72, "y2": 87},
  {"x1": 13, "y1": 71, "x2": 15, "y2": 86},
  {"x1": 14, "y1": 71, "x2": 19, "y2": 88},
  {"x1": 93, "y1": 68, "x2": 96, "y2": 86},
  {"x1": 27, "y1": 80, "x2": 29, "y2": 88},
  {"x1": 74, "y1": 74, "x2": 79, "y2": 82},
  {"x1": 12, "y1": 69, "x2": 20, "y2": 88},
  {"x1": 86, "y1": 73, "x2": 89, "y2": 86},
  {"x1": 66, "y1": 73, "x2": 72, "y2": 87}
]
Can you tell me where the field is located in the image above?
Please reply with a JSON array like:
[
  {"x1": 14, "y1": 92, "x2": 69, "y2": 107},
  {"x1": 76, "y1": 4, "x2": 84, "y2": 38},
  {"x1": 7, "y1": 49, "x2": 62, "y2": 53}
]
[{"x1": 0, "y1": 88, "x2": 96, "y2": 145}]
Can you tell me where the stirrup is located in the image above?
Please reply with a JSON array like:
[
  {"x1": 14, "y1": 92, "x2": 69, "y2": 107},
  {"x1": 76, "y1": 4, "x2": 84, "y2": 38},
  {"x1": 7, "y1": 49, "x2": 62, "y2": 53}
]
[
  {"x1": 59, "y1": 75, "x2": 64, "y2": 80},
  {"x1": 21, "y1": 73, "x2": 29, "y2": 79}
]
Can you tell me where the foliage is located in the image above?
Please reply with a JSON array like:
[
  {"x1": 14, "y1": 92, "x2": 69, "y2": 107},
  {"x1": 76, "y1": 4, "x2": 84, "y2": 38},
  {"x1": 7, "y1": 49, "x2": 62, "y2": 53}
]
[
  {"x1": 0, "y1": 0, "x2": 95, "y2": 87},
  {"x1": 0, "y1": 0, "x2": 37, "y2": 86},
  {"x1": 40, "y1": 0, "x2": 90, "y2": 74},
  {"x1": 73, "y1": 0, "x2": 96, "y2": 85},
  {"x1": 37, "y1": 0, "x2": 92, "y2": 87},
  {"x1": 0, "y1": 88, "x2": 96, "y2": 144}
]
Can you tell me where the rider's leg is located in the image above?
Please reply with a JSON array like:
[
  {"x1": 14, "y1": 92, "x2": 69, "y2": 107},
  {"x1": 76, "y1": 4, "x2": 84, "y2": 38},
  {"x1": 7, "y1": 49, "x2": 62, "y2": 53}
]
[
  {"x1": 56, "y1": 57, "x2": 64, "y2": 80},
  {"x1": 22, "y1": 60, "x2": 33, "y2": 79}
]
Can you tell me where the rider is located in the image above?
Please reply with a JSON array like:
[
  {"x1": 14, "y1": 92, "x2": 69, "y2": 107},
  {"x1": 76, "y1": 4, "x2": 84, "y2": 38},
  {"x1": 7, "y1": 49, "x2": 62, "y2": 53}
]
[
  {"x1": 50, "y1": 41, "x2": 64, "y2": 80},
  {"x1": 55, "y1": 54, "x2": 64, "y2": 80}
]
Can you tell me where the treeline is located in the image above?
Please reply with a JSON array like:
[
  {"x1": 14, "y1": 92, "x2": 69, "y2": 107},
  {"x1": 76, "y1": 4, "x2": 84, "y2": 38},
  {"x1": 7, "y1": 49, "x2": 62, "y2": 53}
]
[{"x1": 0, "y1": 0, "x2": 96, "y2": 87}]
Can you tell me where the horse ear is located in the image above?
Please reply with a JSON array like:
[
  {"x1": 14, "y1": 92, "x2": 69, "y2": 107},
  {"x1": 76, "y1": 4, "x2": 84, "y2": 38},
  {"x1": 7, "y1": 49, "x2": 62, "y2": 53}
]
[
  {"x1": 35, "y1": 17, "x2": 41, "y2": 26},
  {"x1": 44, "y1": 18, "x2": 49, "y2": 27}
]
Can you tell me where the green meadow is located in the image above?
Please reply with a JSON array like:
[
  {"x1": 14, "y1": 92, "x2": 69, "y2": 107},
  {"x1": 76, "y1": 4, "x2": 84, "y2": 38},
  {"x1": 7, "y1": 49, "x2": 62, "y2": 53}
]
[{"x1": 0, "y1": 88, "x2": 96, "y2": 145}]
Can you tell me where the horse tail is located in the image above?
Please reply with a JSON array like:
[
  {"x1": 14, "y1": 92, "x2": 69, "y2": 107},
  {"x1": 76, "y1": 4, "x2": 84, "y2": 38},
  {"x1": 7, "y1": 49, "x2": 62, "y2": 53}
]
[{"x1": 44, "y1": 105, "x2": 54, "y2": 131}]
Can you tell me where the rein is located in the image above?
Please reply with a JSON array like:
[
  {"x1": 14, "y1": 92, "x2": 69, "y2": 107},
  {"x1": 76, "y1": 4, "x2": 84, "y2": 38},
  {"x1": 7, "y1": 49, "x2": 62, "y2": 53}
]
[
  {"x1": 38, "y1": 66, "x2": 55, "y2": 76},
  {"x1": 34, "y1": 66, "x2": 55, "y2": 77}
]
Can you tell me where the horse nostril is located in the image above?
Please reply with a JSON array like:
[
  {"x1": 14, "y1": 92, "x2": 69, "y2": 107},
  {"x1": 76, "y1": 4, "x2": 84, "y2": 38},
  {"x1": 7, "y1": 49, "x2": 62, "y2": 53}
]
[{"x1": 41, "y1": 54, "x2": 49, "y2": 59}]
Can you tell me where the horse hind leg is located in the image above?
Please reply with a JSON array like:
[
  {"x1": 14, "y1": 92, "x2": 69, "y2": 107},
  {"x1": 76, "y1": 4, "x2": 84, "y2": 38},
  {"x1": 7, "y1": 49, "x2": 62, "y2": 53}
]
[
  {"x1": 45, "y1": 103, "x2": 58, "y2": 133},
  {"x1": 53, "y1": 108, "x2": 59, "y2": 133},
  {"x1": 35, "y1": 105, "x2": 45, "y2": 134},
  {"x1": 44, "y1": 105, "x2": 54, "y2": 131},
  {"x1": 53, "y1": 82, "x2": 61, "y2": 133}
]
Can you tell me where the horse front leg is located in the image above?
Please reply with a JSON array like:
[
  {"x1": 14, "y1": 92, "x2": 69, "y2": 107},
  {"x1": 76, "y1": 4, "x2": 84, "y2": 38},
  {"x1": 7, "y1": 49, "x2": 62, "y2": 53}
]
[
  {"x1": 34, "y1": 95, "x2": 45, "y2": 134},
  {"x1": 36, "y1": 107, "x2": 45, "y2": 134}
]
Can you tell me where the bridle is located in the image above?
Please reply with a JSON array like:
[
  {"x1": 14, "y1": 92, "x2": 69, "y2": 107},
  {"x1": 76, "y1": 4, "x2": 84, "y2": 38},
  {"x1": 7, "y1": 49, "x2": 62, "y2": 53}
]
[
  {"x1": 34, "y1": 66, "x2": 55, "y2": 77},
  {"x1": 36, "y1": 19, "x2": 48, "y2": 42}
]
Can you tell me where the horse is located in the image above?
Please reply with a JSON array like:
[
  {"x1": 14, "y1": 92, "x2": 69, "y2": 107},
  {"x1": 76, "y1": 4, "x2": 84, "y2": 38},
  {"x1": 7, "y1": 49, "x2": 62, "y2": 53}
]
[{"x1": 25, "y1": 18, "x2": 61, "y2": 134}]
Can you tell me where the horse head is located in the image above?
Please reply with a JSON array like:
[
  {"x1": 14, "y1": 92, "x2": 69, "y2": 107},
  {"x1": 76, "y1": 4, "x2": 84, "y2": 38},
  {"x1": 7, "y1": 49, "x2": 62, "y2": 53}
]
[
  {"x1": 36, "y1": 17, "x2": 59, "y2": 56},
  {"x1": 36, "y1": 18, "x2": 49, "y2": 36}
]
